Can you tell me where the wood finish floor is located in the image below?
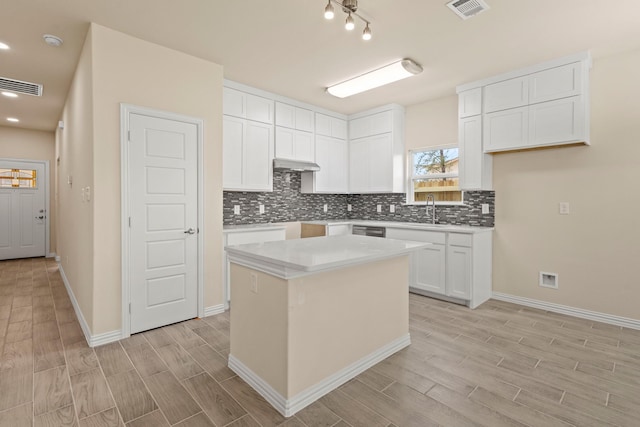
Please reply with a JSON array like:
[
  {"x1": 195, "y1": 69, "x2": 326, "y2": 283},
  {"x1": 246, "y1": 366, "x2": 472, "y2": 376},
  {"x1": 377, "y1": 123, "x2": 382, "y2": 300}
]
[{"x1": 1, "y1": 257, "x2": 639, "y2": 426}]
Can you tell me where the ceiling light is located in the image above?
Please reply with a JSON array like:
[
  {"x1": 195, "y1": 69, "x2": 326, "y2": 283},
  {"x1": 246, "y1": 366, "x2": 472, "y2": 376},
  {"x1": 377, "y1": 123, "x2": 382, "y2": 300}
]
[
  {"x1": 43, "y1": 34, "x2": 63, "y2": 47},
  {"x1": 7, "y1": 117, "x2": 20, "y2": 123},
  {"x1": 326, "y1": 59, "x2": 423, "y2": 98},
  {"x1": 362, "y1": 23, "x2": 372, "y2": 40},
  {"x1": 323, "y1": 1, "x2": 371, "y2": 39},
  {"x1": 345, "y1": 13, "x2": 355, "y2": 30},
  {"x1": 1, "y1": 91, "x2": 18, "y2": 98},
  {"x1": 0, "y1": 42, "x2": 9, "y2": 50},
  {"x1": 324, "y1": 1, "x2": 335, "y2": 19}
]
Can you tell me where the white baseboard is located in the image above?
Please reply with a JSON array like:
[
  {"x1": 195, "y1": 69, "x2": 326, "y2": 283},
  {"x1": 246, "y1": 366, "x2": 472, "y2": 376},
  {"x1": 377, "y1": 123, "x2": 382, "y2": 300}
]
[
  {"x1": 46, "y1": 252, "x2": 56, "y2": 259},
  {"x1": 492, "y1": 292, "x2": 640, "y2": 331},
  {"x1": 57, "y1": 261, "x2": 123, "y2": 347},
  {"x1": 204, "y1": 304, "x2": 226, "y2": 317},
  {"x1": 228, "y1": 333, "x2": 411, "y2": 417}
]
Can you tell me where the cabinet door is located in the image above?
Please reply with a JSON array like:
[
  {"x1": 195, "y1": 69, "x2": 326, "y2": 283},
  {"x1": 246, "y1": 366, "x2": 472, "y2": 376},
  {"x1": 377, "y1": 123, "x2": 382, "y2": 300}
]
[
  {"x1": 483, "y1": 106, "x2": 529, "y2": 152},
  {"x1": 315, "y1": 136, "x2": 348, "y2": 193},
  {"x1": 349, "y1": 116, "x2": 369, "y2": 140},
  {"x1": 246, "y1": 94, "x2": 273, "y2": 124},
  {"x1": 295, "y1": 131, "x2": 315, "y2": 162},
  {"x1": 459, "y1": 115, "x2": 482, "y2": 190},
  {"x1": 295, "y1": 108, "x2": 314, "y2": 132},
  {"x1": 367, "y1": 133, "x2": 393, "y2": 192},
  {"x1": 446, "y1": 245, "x2": 471, "y2": 299},
  {"x1": 459, "y1": 88, "x2": 482, "y2": 118},
  {"x1": 349, "y1": 139, "x2": 369, "y2": 193},
  {"x1": 332, "y1": 118, "x2": 347, "y2": 139},
  {"x1": 369, "y1": 111, "x2": 393, "y2": 136},
  {"x1": 315, "y1": 113, "x2": 332, "y2": 137},
  {"x1": 223, "y1": 88, "x2": 244, "y2": 118},
  {"x1": 413, "y1": 244, "x2": 446, "y2": 294},
  {"x1": 529, "y1": 96, "x2": 584, "y2": 147},
  {"x1": 529, "y1": 62, "x2": 582, "y2": 104},
  {"x1": 275, "y1": 127, "x2": 295, "y2": 159},
  {"x1": 243, "y1": 121, "x2": 273, "y2": 191},
  {"x1": 484, "y1": 76, "x2": 529, "y2": 113},
  {"x1": 275, "y1": 102, "x2": 296, "y2": 128},
  {"x1": 222, "y1": 116, "x2": 244, "y2": 189}
]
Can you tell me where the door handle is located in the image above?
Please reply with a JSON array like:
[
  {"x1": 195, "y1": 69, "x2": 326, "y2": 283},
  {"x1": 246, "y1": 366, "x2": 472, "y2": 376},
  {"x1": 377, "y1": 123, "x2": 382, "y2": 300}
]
[
  {"x1": 35, "y1": 216, "x2": 45, "y2": 220},
  {"x1": 184, "y1": 228, "x2": 196, "y2": 234}
]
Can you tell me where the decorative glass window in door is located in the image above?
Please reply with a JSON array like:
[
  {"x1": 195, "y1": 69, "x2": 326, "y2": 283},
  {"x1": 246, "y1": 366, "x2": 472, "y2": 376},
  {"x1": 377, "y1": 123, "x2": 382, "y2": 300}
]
[{"x1": 0, "y1": 168, "x2": 37, "y2": 188}]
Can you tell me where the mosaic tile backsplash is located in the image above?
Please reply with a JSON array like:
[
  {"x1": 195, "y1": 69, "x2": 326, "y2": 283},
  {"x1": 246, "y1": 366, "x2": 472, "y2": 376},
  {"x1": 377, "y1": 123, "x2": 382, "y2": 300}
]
[{"x1": 223, "y1": 171, "x2": 495, "y2": 227}]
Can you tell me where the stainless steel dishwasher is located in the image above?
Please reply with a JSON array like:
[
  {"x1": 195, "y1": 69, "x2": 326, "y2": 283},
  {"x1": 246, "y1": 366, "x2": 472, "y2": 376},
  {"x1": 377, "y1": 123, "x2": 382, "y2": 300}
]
[{"x1": 352, "y1": 225, "x2": 386, "y2": 238}]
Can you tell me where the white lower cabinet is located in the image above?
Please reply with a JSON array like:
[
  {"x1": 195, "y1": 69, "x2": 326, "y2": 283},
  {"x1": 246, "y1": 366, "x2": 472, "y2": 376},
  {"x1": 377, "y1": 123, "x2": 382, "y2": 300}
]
[
  {"x1": 223, "y1": 227, "x2": 286, "y2": 307},
  {"x1": 386, "y1": 228, "x2": 492, "y2": 309}
]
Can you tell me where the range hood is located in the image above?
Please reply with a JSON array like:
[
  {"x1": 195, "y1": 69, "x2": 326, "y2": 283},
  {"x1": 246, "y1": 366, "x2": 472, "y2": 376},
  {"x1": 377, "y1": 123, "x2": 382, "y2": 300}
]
[{"x1": 273, "y1": 158, "x2": 320, "y2": 172}]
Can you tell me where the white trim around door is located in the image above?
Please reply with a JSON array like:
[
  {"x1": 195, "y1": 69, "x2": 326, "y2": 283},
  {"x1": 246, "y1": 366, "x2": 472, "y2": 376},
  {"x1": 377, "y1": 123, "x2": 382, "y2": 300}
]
[{"x1": 120, "y1": 104, "x2": 205, "y2": 339}]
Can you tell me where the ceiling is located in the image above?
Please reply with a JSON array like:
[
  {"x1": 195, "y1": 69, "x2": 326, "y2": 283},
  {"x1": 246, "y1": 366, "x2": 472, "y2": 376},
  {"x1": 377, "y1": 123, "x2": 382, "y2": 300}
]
[{"x1": 2, "y1": 0, "x2": 640, "y2": 131}]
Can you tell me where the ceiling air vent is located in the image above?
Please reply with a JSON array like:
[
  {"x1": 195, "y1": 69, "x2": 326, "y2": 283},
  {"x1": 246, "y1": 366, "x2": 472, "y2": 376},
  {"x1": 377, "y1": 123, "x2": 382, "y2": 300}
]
[
  {"x1": 447, "y1": 0, "x2": 490, "y2": 20},
  {"x1": 0, "y1": 77, "x2": 43, "y2": 96}
]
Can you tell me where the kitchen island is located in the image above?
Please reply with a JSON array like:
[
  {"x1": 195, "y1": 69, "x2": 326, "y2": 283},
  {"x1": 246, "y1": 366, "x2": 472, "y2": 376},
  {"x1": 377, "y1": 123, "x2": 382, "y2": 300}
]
[{"x1": 225, "y1": 235, "x2": 429, "y2": 417}]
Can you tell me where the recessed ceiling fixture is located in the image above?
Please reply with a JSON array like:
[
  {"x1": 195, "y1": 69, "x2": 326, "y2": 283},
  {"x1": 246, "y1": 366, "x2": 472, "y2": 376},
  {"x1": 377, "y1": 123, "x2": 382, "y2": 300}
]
[
  {"x1": 446, "y1": 0, "x2": 490, "y2": 20},
  {"x1": 1, "y1": 91, "x2": 18, "y2": 98},
  {"x1": 43, "y1": 34, "x2": 63, "y2": 47},
  {"x1": 323, "y1": 0, "x2": 372, "y2": 41},
  {"x1": 7, "y1": 117, "x2": 20, "y2": 123},
  {"x1": 327, "y1": 59, "x2": 423, "y2": 98}
]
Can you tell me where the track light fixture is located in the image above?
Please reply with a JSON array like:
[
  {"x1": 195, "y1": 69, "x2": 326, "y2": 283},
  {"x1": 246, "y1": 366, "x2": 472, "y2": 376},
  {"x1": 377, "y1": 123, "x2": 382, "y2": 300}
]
[{"x1": 324, "y1": 0, "x2": 372, "y2": 40}]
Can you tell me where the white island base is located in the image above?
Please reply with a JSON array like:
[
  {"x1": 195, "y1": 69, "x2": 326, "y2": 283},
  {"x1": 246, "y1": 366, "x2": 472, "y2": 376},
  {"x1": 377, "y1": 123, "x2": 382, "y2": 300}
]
[{"x1": 228, "y1": 255, "x2": 411, "y2": 417}]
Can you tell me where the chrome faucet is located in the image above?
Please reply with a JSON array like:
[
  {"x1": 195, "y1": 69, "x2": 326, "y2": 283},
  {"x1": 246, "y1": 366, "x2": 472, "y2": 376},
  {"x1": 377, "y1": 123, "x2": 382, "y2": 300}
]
[{"x1": 425, "y1": 193, "x2": 436, "y2": 224}]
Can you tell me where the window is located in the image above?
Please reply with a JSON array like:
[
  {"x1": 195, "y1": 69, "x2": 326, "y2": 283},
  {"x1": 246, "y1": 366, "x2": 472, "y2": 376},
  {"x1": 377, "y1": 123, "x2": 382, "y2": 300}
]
[
  {"x1": 409, "y1": 146, "x2": 462, "y2": 203},
  {"x1": 0, "y1": 168, "x2": 37, "y2": 188}
]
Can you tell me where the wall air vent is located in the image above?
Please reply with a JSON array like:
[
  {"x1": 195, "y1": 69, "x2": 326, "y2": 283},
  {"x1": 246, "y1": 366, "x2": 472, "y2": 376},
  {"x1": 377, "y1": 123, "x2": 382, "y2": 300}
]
[
  {"x1": 0, "y1": 77, "x2": 43, "y2": 96},
  {"x1": 447, "y1": 0, "x2": 490, "y2": 20}
]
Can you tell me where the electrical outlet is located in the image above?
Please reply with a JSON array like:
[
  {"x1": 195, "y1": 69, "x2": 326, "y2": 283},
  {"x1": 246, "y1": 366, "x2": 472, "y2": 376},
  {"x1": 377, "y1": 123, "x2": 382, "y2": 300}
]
[
  {"x1": 233, "y1": 205, "x2": 240, "y2": 215},
  {"x1": 481, "y1": 204, "x2": 489, "y2": 214},
  {"x1": 250, "y1": 273, "x2": 258, "y2": 293},
  {"x1": 259, "y1": 204, "x2": 265, "y2": 214},
  {"x1": 323, "y1": 204, "x2": 328, "y2": 213},
  {"x1": 389, "y1": 205, "x2": 395, "y2": 213},
  {"x1": 347, "y1": 204, "x2": 352, "y2": 212},
  {"x1": 559, "y1": 202, "x2": 570, "y2": 215},
  {"x1": 377, "y1": 204, "x2": 382, "y2": 213}
]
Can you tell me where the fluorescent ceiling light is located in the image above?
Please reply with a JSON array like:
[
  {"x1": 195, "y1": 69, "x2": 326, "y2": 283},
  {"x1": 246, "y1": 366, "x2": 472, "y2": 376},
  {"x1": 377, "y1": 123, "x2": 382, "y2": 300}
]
[
  {"x1": 327, "y1": 59, "x2": 423, "y2": 98},
  {"x1": 0, "y1": 42, "x2": 9, "y2": 50},
  {"x1": 1, "y1": 91, "x2": 18, "y2": 98},
  {"x1": 7, "y1": 117, "x2": 20, "y2": 122}
]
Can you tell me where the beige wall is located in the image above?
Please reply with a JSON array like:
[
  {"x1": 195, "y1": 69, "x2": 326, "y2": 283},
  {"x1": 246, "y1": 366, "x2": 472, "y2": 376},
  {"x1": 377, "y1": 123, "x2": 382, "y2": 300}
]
[
  {"x1": 56, "y1": 29, "x2": 95, "y2": 326},
  {"x1": 405, "y1": 47, "x2": 640, "y2": 322},
  {"x1": 89, "y1": 24, "x2": 224, "y2": 334},
  {"x1": 0, "y1": 126, "x2": 57, "y2": 252}
]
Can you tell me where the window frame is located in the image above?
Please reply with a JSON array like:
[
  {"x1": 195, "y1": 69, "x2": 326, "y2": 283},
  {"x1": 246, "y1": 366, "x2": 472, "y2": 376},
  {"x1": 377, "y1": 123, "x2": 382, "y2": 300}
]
[{"x1": 406, "y1": 144, "x2": 464, "y2": 206}]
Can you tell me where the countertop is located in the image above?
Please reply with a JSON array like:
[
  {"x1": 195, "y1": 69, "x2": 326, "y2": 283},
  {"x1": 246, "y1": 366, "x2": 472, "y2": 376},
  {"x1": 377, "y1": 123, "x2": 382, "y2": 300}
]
[
  {"x1": 225, "y1": 234, "x2": 430, "y2": 279},
  {"x1": 223, "y1": 223, "x2": 287, "y2": 233},
  {"x1": 300, "y1": 219, "x2": 493, "y2": 234}
]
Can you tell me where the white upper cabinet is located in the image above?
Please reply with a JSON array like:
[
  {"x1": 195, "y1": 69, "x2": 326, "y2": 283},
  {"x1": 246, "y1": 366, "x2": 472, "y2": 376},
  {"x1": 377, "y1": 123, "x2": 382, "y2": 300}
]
[
  {"x1": 274, "y1": 127, "x2": 315, "y2": 162},
  {"x1": 458, "y1": 88, "x2": 482, "y2": 118},
  {"x1": 275, "y1": 102, "x2": 314, "y2": 132},
  {"x1": 458, "y1": 51, "x2": 591, "y2": 155},
  {"x1": 301, "y1": 135, "x2": 348, "y2": 194},
  {"x1": 459, "y1": 115, "x2": 492, "y2": 190},
  {"x1": 484, "y1": 76, "x2": 529, "y2": 113},
  {"x1": 316, "y1": 113, "x2": 347, "y2": 139},
  {"x1": 223, "y1": 87, "x2": 274, "y2": 124},
  {"x1": 348, "y1": 105, "x2": 405, "y2": 194}
]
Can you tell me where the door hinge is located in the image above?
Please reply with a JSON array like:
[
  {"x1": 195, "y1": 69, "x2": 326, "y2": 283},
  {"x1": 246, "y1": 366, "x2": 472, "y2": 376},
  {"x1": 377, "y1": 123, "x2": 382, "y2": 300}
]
[
  {"x1": 127, "y1": 130, "x2": 131, "y2": 141},
  {"x1": 129, "y1": 303, "x2": 131, "y2": 314},
  {"x1": 128, "y1": 217, "x2": 131, "y2": 227}
]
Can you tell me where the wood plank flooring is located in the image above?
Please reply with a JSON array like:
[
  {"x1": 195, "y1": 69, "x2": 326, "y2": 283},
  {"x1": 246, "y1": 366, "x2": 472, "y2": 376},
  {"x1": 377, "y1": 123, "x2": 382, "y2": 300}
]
[{"x1": 0, "y1": 257, "x2": 639, "y2": 426}]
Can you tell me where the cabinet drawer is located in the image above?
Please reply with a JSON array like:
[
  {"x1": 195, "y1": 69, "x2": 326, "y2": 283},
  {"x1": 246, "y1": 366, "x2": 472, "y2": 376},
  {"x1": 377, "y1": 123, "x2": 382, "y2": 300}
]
[
  {"x1": 386, "y1": 228, "x2": 446, "y2": 245},
  {"x1": 226, "y1": 229, "x2": 286, "y2": 246},
  {"x1": 448, "y1": 233, "x2": 472, "y2": 247}
]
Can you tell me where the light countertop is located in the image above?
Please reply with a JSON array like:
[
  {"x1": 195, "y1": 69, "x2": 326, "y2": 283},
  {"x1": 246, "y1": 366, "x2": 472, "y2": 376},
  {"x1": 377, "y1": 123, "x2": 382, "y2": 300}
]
[
  {"x1": 300, "y1": 220, "x2": 493, "y2": 233},
  {"x1": 225, "y1": 234, "x2": 430, "y2": 279},
  {"x1": 223, "y1": 223, "x2": 287, "y2": 233}
]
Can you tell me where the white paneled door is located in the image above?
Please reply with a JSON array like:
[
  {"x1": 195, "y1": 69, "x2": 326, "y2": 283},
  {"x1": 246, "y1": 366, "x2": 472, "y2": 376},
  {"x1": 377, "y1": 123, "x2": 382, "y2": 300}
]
[
  {"x1": 0, "y1": 160, "x2": 46, "y2": 260},
  {"x1": 128, "y1": 113, "x2": 199, "y2": 334}
]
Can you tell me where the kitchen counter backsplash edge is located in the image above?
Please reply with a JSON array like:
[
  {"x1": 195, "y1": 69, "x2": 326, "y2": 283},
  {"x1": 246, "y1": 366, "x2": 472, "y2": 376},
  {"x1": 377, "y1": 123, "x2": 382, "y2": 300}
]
[{"x1": 223, "y1": 171, "x2": 495, "y2": 227}]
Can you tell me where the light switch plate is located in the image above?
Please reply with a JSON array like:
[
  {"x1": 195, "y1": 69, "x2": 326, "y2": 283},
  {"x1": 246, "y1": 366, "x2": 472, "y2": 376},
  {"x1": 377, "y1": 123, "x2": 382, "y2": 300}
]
[
  {"x1": 559, "y1": 202, "x2": 570, "y2": 215},
  {"x1": 347, "y1": 204, "x2": 352, "y2": 212},
  {"x1": 233, "y1": 205, "x2": 240, "y2": 215},
  {"x1": 323, "y1": 204, "x2": 328, "y2": 213},
  {"x1": 390, "y1": 205, "x2": 395, "y2": 213},
  {"x1": 377, "y1": 204, "x2": 382, "y2": 213}
]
